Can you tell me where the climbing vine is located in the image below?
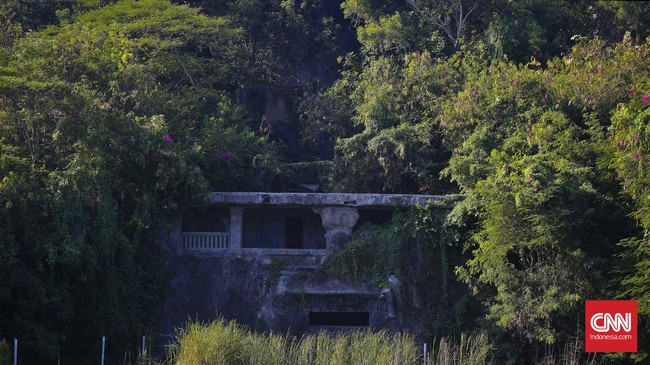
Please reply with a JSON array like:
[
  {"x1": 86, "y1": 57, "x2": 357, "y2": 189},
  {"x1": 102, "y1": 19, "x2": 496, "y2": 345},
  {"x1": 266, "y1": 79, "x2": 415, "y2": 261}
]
[{"x1": 325, "y1": 202, "x2": 473, "y2": 337}]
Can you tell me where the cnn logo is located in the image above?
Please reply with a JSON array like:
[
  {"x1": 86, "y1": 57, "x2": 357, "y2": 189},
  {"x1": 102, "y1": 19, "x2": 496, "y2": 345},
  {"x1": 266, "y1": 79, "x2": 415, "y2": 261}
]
[
  {"x1": 590, "y1": 312, "x2": 632, "y2": 333},
  {"x1": 585, "y1": 300, "x2": 637, "y2": 352}
]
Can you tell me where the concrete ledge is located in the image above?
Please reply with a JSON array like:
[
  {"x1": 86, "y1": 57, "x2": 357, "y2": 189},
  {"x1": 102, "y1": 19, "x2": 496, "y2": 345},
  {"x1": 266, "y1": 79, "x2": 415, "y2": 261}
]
[
  {"x1": 210, "y1": 192, "x2": 460, "y2": 208},
  {"x1": 178, "y1": 248, "x2": 329, "y2": 258},
  {"x1": 240, "y1": 248, "x2": 328, "y2": 256}
]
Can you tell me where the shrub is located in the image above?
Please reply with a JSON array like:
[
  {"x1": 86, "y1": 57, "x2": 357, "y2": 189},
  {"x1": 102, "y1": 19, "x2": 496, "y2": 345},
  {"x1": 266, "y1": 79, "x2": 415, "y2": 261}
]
[{"x1": 0, "y1": 341, "x2": 10, "y2": 365}]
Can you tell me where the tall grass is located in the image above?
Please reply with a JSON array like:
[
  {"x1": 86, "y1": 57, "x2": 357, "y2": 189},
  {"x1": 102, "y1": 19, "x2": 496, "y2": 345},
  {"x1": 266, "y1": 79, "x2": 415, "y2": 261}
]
[
  {"x1": 0, "y1": 340, "x2": 10, "y2": 365},
  {"x1": 167, "y1": 319, "x2": 421, "y2": 365},
  {"x1": 167, "y1": 319, "x2": 493, "y2": 365},
  {"x1": 538, "y1": 336, "x2": 600, "y2": 365},
  {"x1": 426, "y1": 333, "x2": 492, "y2": 365}
]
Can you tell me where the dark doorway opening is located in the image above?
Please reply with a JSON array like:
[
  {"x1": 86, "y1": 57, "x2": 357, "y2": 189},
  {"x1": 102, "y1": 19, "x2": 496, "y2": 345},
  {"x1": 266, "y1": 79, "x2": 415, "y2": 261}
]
[
  {"x1": 356, "y1": 209, "x2": 393, "y2": 227},
  {"x1": 285, "y1": 217, "x2": 303, "y2": 248},
  {"x1": 308, "y1": 312, "x2": 369, "y2": 327}
]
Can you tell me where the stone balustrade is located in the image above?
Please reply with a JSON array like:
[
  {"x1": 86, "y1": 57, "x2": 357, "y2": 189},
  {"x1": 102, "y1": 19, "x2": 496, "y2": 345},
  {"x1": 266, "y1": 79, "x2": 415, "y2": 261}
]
[{"x1": 182, "y1": 232, "x2": 230, "y2": 251}]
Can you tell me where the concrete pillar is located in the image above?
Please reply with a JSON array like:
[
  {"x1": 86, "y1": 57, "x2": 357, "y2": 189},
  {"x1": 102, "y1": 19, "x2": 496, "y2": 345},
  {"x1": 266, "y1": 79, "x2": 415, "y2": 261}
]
[
  {"x1": 229, "y1": 207, "x2": 244, "y2": 249},
  {"x1": 312, "y1": 207, "x2": 359, "y2": 251},
  {"x1": 169, "y1": 214, "x2": 183, "y2": 251}
]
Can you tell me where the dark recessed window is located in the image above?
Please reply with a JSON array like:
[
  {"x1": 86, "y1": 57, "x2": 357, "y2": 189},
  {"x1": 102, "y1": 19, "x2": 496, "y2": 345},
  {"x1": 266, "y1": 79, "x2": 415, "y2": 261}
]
[
  {"x1": 285, "y1": 217, "x2": 303, "y2": 249},
  {"x1": 356, "y1": 209, "x2": 393, "y2": 226}
]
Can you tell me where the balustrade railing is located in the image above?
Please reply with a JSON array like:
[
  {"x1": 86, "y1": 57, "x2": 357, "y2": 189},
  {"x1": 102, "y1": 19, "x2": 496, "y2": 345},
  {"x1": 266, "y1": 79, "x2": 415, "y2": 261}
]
[{"x1": 182, "y1": 232, "x2": 230, "y2": 250}]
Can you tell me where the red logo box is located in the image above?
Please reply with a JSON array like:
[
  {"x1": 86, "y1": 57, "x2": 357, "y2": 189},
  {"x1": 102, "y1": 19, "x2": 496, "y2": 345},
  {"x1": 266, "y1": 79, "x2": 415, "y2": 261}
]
[{"x1": 585, "y1": 300, "x2": 637, "y2": 352}]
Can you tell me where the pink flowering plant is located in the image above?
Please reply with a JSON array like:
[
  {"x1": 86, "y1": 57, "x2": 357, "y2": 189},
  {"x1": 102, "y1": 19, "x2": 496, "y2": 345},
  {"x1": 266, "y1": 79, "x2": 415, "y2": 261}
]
[{"x1": 610, "y1": 94, "x2": 650, "y2": 215}]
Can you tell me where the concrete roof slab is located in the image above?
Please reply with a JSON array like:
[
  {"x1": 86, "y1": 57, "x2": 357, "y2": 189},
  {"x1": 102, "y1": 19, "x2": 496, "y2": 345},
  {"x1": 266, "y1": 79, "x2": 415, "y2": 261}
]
[{"x1": 210, "y1": 192, "x2": 460, "y2": 208}]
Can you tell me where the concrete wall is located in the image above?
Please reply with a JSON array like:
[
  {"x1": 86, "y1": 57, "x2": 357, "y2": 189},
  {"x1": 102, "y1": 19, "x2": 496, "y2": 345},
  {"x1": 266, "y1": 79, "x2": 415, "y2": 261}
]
[{"x1": 151, "y1": 247, "x2": 394, "y2": 358}]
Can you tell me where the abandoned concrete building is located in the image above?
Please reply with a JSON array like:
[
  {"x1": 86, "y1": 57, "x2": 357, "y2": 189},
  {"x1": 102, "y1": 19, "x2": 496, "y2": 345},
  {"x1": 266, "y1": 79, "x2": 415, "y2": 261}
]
[{"x1": 154, "y1": 192, "x2": 456, "y2": 351}]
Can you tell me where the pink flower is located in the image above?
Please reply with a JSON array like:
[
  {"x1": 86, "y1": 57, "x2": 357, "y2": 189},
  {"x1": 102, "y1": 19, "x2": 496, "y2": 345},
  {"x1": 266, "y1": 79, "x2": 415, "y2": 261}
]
[
  {"x1": 596, "y1": 65, "x2": 604, "y2": 73},
  {"x1": 634, "y1": 153, "x2": 640, "y2": 159},
  {"x1": 643, "y1": 95, "x2": 648, "y2": 104},
  {"x1": 164, "y1": 134, "x2": 173, "y2": 142},
  {"x1": 513, "y1": 80, "x2": 519, "y2": 87},
  {"x1": 632, "y1": 134, "x2": 640, "y2": 141},
  {"x1": 218, "y1": 151, "x2": 233, "y2": 159}
]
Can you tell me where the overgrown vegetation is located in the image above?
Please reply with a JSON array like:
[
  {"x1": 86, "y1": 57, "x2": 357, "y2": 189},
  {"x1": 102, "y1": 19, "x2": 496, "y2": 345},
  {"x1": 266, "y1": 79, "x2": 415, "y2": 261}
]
[
  {"x1": 0, "y1": 341, "x2": 10, "y2": 365},
  {"x1": 324, "y1": 203, "x2": 480, "y2": 350},
  {"x1": 426, "y1": 333, "x2": 493, "y2": 365},
  {"x1": 167, "y1": 319, "x2": 493, "y2": 365},
  {"x1": 1, "y1": 0, "x2": 649, "y2": 363},
  {"x1": 328, "y1": 218, "x2": 407, "y2": 286}
]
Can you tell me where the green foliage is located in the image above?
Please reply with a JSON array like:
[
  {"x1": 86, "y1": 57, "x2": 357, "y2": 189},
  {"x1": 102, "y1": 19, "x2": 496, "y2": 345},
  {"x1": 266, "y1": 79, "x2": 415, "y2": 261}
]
[
  {"x1": 480, "y1": 0, "x2": 589, "y2": 62},
  {"x1": 326, "y1": 202, "x2": 472, "y2": 338},
  {"x1": 328, "y1": 219, "x2": 405, "y2": 286},
  {"x1": 427, "y1": 333, "x2": 493, "y2": 365},
  {"x1": 594, "y1": 1, "x2": 650, "y2": 42},
  {"x1": 168, "y1": 319, "x2": 421, "y2": 365},
  {"x1": 439, "y1": 37, "x2": 648, "y2": 361},
  {"x1": 356, "y1": 13, "x2": 407, "y2": 54},
  {"x1": 0, "y1": 0, "x2": 104, "y2": 48},
  {"x1": 0, "y1": 0, "x2": 283, "y2": 362},
  {"x1": 225, "y1": 0, "x2": 340, "y2": 87},
  {"x1": 609, "y1": 88, "x2": 650, "y2": 231},
  {"x1": 322, "y1": 51, "x2": 458, "y2": 193},
  {"x1": 0, "y1": 341, "x2": 9, "y2": 365},
  {"x1": 341, "y1": 0, "x2": 377, "y2": 24},
  {"x1": 608, "y1": 69, "x2": 650, "y2": 362},
  {"x1": 169, "y1": 319, "x2": 496, "y2": 365},
  {"x1": 267, "y1": 258, "x2": 284, "y2": 287}
]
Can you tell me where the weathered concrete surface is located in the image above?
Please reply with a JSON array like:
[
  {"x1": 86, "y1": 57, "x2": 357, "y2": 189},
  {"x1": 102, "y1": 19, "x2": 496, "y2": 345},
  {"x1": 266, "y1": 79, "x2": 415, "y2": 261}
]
[
  {"x1": 312, "y1": 207, "x2": 359, "y2": 250},
  {"x1": 228, "y1": 207, "x2": 243, "y2": 249},
  {"x1": 153, "y1": 231, "x2": 401, "y2": 358},
  {"x1": 153, "y1": 249, "x2": 272, "y2": 356},
  {"x1": 210, "y1": 192, "x2": 460, "y2": 208}
]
